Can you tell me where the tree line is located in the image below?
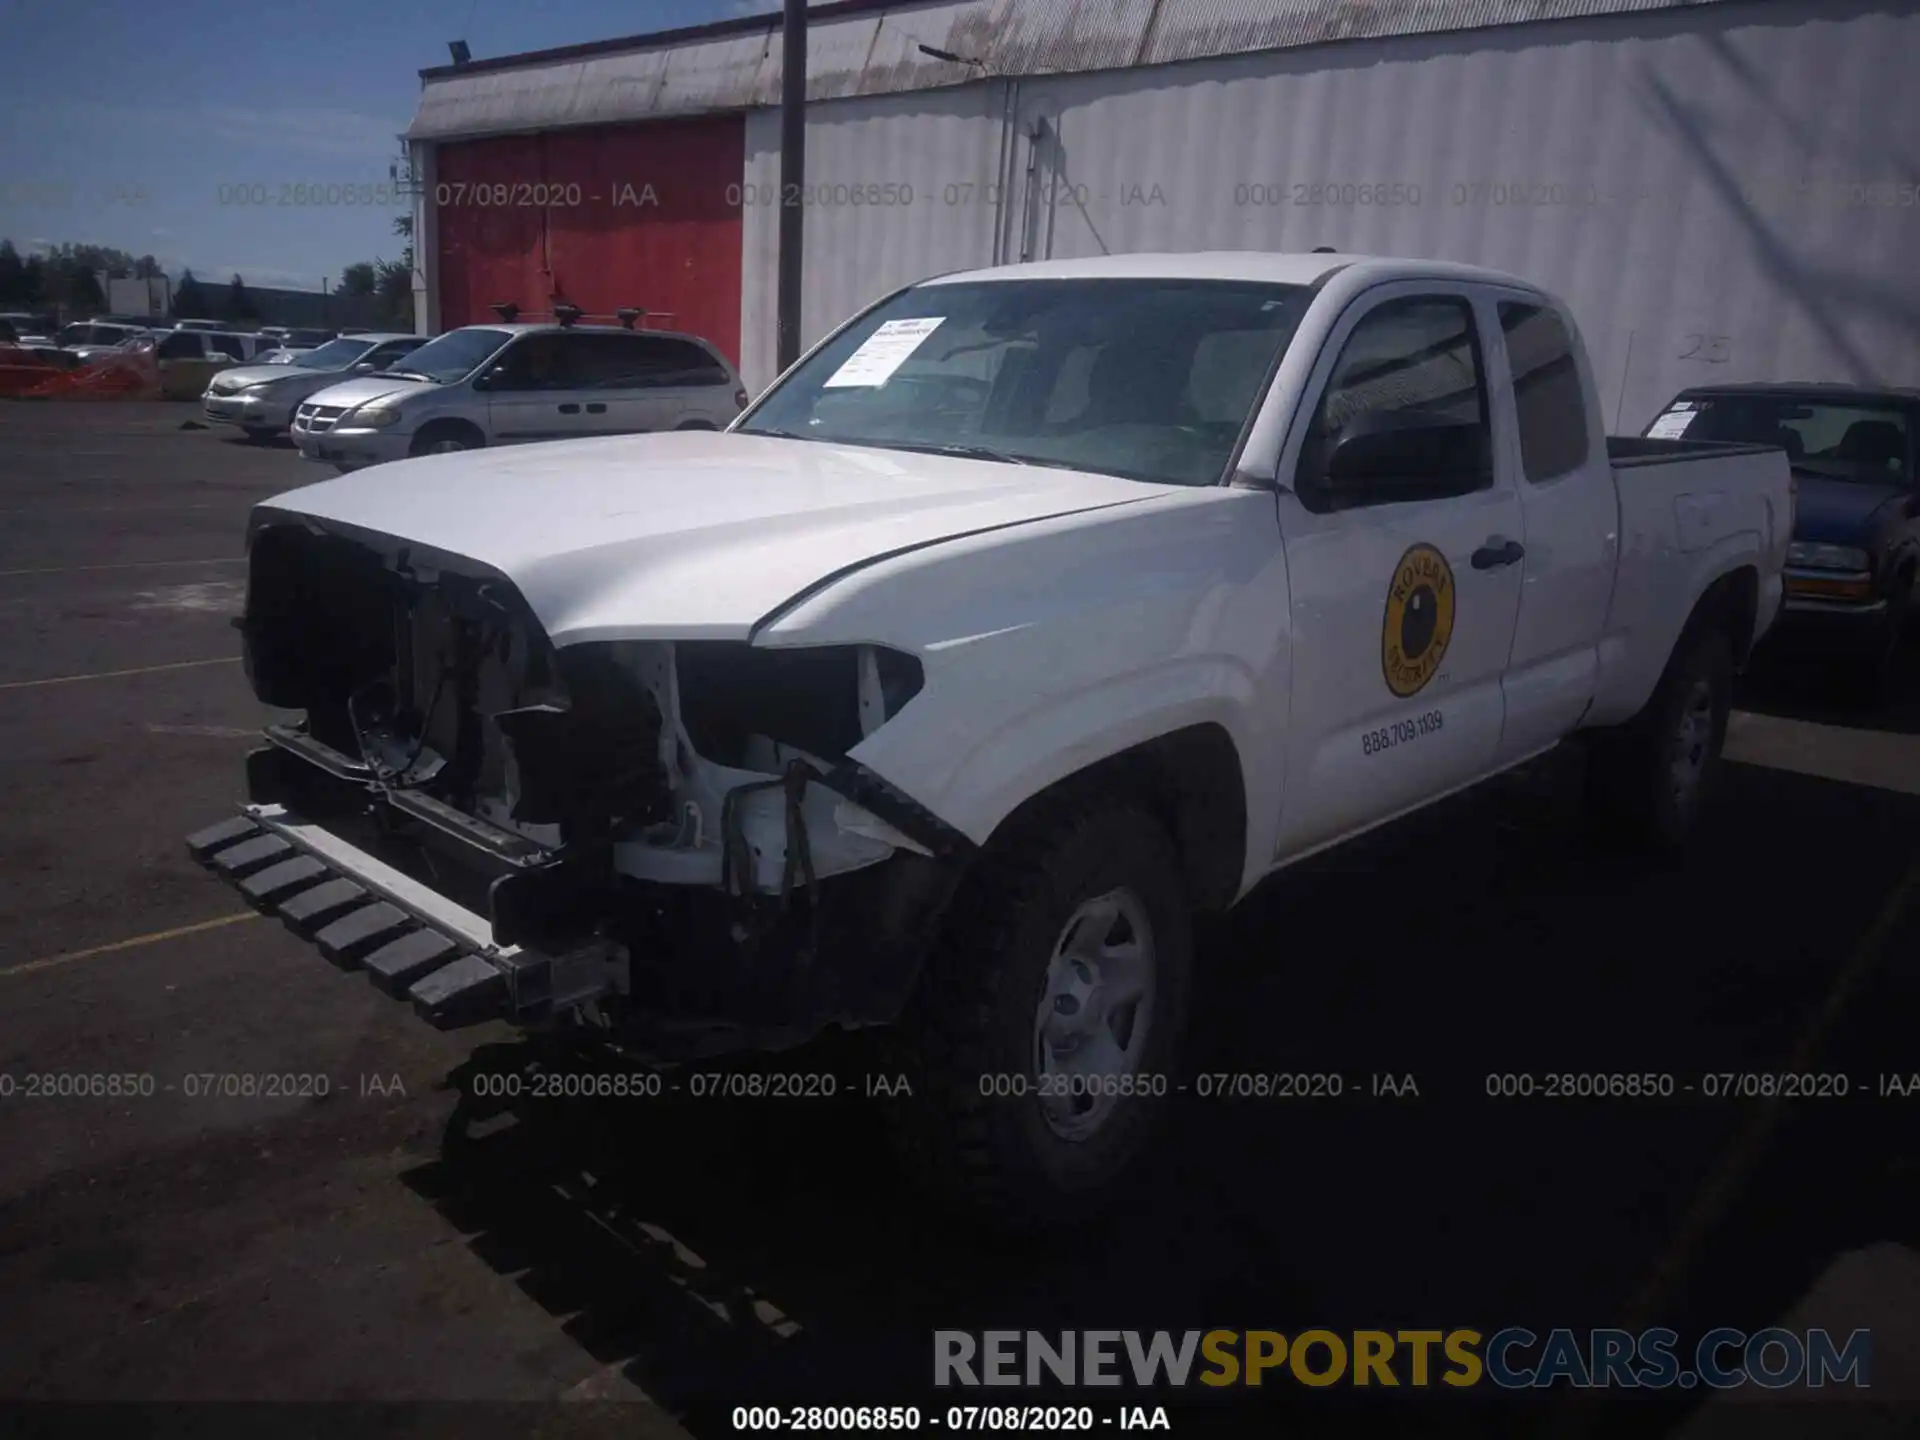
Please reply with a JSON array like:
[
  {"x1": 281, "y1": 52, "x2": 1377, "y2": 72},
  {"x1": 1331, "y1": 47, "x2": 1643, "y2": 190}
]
[{"x1": 0, "y1": 216, "x2": 417, "y2": 329}]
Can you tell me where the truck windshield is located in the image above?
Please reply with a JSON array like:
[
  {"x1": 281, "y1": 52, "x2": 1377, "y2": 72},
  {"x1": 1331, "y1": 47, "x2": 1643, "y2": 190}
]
[
  {"x1": 739, "y1": 278, "x2": 1314, "y2": 486},
  {"x1": 384, "y1": 326, "x2": 512, "y2": 384},
  {"x1": 1651, "y1": 394, "x2": 1911, "y2": 487}
]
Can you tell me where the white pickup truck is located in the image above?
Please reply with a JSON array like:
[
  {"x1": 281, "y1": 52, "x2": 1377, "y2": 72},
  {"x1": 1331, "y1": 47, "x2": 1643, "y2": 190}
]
[{"x1": 189, "y1": 252, "x2": 1790, "y2": 1227}]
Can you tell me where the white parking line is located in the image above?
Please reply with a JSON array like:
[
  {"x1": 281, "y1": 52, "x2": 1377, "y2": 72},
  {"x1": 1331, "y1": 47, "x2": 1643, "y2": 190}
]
[
  {"x1": 0, "y1": 657, "x2": 241, "y2": 691},
  {"x1": 0, "y1": 502, "x2": 241, "y2": 515},
  {"x1": 0, "y1": 913, "x2": 261, "y2": 980},
  {"x1": 0, "y1": 557, "x2": 245, "y2": 578},
  {"x1": 146, "y1": 723, "x2": 258, "y2": 739},
  {"x1": 1725, "y1": 710, "x2": 1920, "y2": 797}
]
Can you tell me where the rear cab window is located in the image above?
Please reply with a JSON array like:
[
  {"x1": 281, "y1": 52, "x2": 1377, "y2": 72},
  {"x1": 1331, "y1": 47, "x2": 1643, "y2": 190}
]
[{"x1": 1498, "y1": 302, "x2": 1590, "y2": 482}]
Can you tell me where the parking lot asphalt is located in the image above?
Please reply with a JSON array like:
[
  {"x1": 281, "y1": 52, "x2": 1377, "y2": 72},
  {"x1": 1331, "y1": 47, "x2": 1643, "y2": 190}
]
[{"x1": 0, "y1": 401, "x2": 1916, "y2": 1436}]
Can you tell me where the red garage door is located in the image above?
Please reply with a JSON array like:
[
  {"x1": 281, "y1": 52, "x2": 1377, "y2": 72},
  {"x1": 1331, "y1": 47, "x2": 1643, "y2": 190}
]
[{"x1": 434, "y1": 116, "x2": 744, "y2": 364}]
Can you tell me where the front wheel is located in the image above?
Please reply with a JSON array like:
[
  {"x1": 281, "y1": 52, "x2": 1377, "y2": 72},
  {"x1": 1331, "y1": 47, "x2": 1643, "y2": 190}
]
[
  {"x1": 1585, "y1": 625, "x2": 1733, "y2": 851},
  {"x1": 241, "y1": 426, "x2": 276, "y2": 444},
  {"x1": 409, "y1": 422, "x2": 485, "y2": 458},
  {"x1": 882, "y1": 799, "x2": 1192, "y2": 1230}
]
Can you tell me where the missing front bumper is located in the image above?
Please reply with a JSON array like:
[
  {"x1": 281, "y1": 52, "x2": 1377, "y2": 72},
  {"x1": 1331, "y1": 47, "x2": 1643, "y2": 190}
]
[{"x1": 185, "y1": 807, "x2": 623, "y2": 1030}]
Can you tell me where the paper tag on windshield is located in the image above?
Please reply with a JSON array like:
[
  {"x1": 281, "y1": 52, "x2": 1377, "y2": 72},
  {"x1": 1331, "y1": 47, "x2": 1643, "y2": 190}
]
[
  {"x1": 1646, "y1": 405, "x2": 1696, "y2": 439},
  {"x1": 822, "y1": 317, "x2": 945, "y2": 388}
]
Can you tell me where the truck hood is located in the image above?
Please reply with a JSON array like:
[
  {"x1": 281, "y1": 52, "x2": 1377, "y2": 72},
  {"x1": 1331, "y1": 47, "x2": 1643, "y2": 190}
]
[
  {"x1": 1791, "y1": 474, "x2": 1906, "y2": 546},
  {"x1": 253, "y1": 429, "x2": 1160, "y2": 643},
  {"x1": 302, "y1": 374, "x2": 438, "y2": 410}
]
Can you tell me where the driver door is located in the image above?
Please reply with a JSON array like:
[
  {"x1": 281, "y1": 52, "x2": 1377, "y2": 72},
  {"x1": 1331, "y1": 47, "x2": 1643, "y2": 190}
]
[{"x1": 1271, "y1": 285, "x2": 1526, "y2": 859}]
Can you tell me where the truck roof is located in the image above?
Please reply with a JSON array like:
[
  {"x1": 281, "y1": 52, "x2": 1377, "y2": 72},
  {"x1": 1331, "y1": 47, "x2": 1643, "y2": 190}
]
[
  {"x1": 1674, "y1": 381, "x2": 1920, "y2": 406},
  {"x1": 926, "y1": 250, "x2": 1547, "y2": 293}
]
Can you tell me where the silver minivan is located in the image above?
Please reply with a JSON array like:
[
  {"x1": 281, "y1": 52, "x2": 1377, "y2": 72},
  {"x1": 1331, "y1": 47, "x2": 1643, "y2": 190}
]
[{"x1": 292, "y1": 323, "x2": 748, "y2": 472}]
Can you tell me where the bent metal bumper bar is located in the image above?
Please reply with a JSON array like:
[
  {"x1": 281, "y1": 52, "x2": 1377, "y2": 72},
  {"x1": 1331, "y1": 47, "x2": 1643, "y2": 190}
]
[{"x1": 185, "y1": 806, "x2": 624, "y2": 1029}]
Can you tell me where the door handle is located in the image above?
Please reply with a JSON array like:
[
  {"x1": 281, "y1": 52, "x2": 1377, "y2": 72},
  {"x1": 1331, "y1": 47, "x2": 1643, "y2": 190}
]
[
  {"x1": 1471, "y1": 538, "x2": 1525, "y2": 570},
  {"x1": 586, "y1": 402, "x2": 606, "y2": 414},
  {"x1": 557, "y1": 403, "x2": 580, "y2": 414}
]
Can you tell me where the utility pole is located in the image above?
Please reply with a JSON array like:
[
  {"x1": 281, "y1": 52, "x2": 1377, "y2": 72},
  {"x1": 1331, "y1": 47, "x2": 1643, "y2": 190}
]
[{"x1": 775, "y1": 0, "x2": 806, "y2": 372}]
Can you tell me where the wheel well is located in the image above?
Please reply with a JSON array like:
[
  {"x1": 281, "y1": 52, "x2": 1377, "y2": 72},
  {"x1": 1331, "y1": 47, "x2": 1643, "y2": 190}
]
[
  {"x1": 1687, "y1": 565, "x2": 1760, "y2": 667},
  {"x1": 412, "y1": 418, "x2": 485, "y2": 451},
  {"x1": 980, "y1": 724, "x2": 1248, "y2": 914}
]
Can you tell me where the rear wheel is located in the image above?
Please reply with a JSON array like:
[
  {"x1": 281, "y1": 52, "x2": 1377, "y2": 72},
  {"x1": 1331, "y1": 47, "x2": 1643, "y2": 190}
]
[
  {"x1": 882, "y1": 797, "x2": 1192, "y2": 1231},
  {"x1": 1585, "y1": 625, "x2": 1733, "y2": 851},
  {"x1": 410, "y1": 421, "x2": 484, "y2": 458}
]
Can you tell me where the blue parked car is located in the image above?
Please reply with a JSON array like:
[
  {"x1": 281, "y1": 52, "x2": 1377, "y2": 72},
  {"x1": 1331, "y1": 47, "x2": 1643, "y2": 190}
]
[{"x1": 1644, "y1": 383, "x2": 1920, "y2": 696}]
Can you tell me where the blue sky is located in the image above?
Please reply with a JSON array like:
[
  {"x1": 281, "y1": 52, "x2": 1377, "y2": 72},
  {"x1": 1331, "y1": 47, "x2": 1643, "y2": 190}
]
[{"x1": 0, "y1": 0, "x2": 767, "y2": 291}]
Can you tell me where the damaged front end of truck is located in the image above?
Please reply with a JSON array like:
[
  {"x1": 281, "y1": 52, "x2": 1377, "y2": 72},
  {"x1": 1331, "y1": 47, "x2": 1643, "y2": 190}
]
[{"x1": 188, "y1": 511, "x2": 972, "y2": 1057}]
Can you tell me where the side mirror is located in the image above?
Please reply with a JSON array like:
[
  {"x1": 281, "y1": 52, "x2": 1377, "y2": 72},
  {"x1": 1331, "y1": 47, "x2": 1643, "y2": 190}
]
[
  {"x1": 352, "y1": 360, "x2": 377, "y2": 373},
  {"x1": 1320, "y1": 409, "x2": 1491, "y2": 506}
]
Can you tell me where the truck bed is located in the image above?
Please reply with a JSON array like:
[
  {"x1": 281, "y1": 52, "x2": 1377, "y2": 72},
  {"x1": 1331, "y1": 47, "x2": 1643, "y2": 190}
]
[{"x1": 1587, "y1": 434, "x2": 1793, "y2": 730}]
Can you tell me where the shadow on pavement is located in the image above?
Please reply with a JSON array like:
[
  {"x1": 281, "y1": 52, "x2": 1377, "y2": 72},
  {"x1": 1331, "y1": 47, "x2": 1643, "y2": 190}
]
[
  {"x1": 1735, "y1": 633, "x2": 1920, "y2": 737},
  {"x1": 402, "y1": 754, "x2": 1920, "y2": 1437}
]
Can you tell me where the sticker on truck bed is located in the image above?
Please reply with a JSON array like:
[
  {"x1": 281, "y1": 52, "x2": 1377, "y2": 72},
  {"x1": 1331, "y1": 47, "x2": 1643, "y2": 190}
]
[
  {"x1": 823, "y1": 317, "x2": 946, "y2": 388},
  {"x1": 1381, "y1": 543, "x2": 1455, "y2": 698},
  {"x1": 1645, "y1": 402, "x2": 1697, "y2": 440}
]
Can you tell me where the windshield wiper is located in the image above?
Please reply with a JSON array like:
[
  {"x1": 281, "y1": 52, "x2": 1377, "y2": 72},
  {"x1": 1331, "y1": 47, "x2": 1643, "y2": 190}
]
[
  {"x1": 382, "y1": 370, "x2": 439, "y2": 384},
  {"x1": 881, "y1": 440, "x2": 1032, "y2": 466}
]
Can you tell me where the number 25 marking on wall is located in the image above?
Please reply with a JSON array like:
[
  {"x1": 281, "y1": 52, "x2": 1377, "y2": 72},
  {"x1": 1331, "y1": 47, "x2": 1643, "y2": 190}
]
[{"x1": 1678, "y1": 334, "x2": 1730, "y2": 363}]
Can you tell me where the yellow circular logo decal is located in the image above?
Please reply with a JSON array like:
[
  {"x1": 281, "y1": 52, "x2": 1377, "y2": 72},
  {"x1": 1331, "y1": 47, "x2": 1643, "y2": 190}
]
[{"x1": 1382, "y1": 543, "x2": 1456, "y2": 698}]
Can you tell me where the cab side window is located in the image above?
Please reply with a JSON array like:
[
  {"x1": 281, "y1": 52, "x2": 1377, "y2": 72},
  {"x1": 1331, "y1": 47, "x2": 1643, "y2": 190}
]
[
  {"x1": 1296, "y1": 295, "x2": 1491, "y2": 513},
  {"x1": 638, "y1": 337, "x2": 732, "y2": 388},
  {"x1": 568, "y1": 333, "x2": 657, "y2": 389},
  {"x1": 1499, "y1": 302, "x2": 1590, "y2": 482},
  {"x1": 490, "y1": 335, "x2": 572, "y2": 391},
  {"x1": 157, "y1": 331, "x2": 205, "y2": 360}
]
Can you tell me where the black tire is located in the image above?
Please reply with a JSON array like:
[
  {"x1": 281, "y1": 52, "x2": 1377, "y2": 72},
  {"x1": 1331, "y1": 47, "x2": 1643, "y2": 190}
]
[
  {"x1": 674, "y1": 419, "x2": 718, "y2": 431},
  {"x1": 241, "y1": 426, "x2": 275, "y2": 444},
  {"x1": 1585, "y1": 624, "x2": 1733, "y2": 852},
  {"x1": 1849, "y1": 578, "x2": 1914, "y2": 706},
  {"x1": 881, "y1": 797, "x2": 1192, "y2": 1231},
  {"x1": 409, "y1": 421, "x2": 485, "y2": 458}
]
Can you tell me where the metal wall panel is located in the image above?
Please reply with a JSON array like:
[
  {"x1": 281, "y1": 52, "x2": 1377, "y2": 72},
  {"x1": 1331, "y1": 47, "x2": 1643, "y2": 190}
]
[
  {"x1": 747, "y1": 0, "x2": 1920, "y2": 428},
  {"x1": 738, "y1": 87, "x2": 1009, "y2": 392}
]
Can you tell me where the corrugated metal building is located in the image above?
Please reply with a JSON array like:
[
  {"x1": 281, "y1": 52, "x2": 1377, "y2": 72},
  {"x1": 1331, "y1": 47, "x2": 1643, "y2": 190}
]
[{"x1": 404, "y1": 0, "x2": 1920, "y2": 427}]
